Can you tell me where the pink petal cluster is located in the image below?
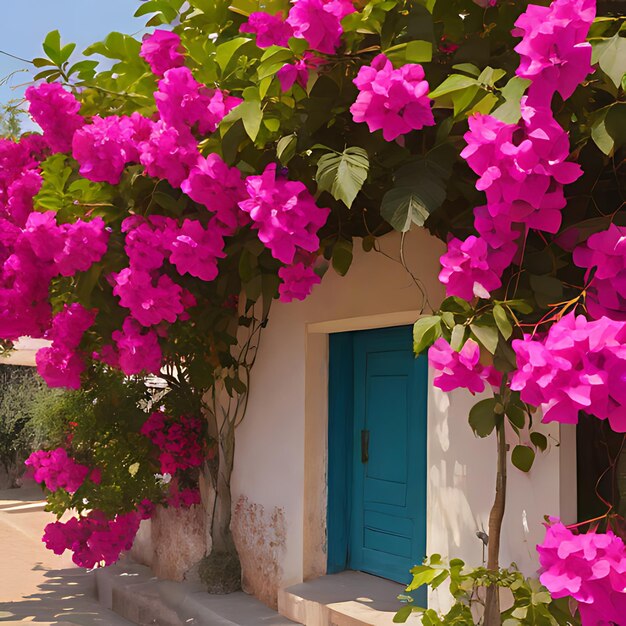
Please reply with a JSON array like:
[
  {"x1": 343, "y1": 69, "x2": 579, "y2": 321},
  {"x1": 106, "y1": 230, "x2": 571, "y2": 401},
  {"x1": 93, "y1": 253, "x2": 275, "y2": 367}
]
[
  {"x1": 25, "y1": 83, "x2": 84, "y2": 153},
  {"x1": 155, "y1": 67, "x2": 242, "y2": 135},
  {"x1": 240, "y1": 12, "x2": 294, "y2": 48},
  {"x1": 180, "y1": 154, "x2": 248, "y2": 235},
  {"x1": 277, "y1": 53, "x2": 322, "y2": 92},
  {"x1": 278, "y1": 263, "x2": 321, "y2": 302},
  {"x1": 439, "y1": 235, "x2": 503, "y2": 301},
  {"x1": 123, "y1": 215, "x2": 176, "y2": 272},
  {"x1": 140, "y1": 411, "x2": 205, "y2": 474},
  {"x1": 538, "y1": 519, "x2": 626, "y2": 625},
  {"x1": 513, "y1": 0, "x2": 595, "y2": 107},
  {"x1": 429, "y1": 338, "x2": 501, "y2": 394},
  {"x1": 35, "y1": 303, "x2": 96, "y2": 389},
  {"x1": 287, "y1": 0, "x2": 354, "y2": 54},
  {"x1": 511, "y1": 313, "x2": 626, "y2": 431},
  {"x1": 25, "y1": 448, "x2": 90, "y2": 493},
  {"x1": 168, "y1": 219, "x2": 226, "y2": 282},
  {"x1": 351, "y1": 54, "x2": 435, "y2": 142},
  {"x1": 112, "y1": 268, "x2": 194, "y2": 327},
  {"x1": 461, "y1": 102, "x2": 583, "y2": 235},
  {"x1": 573, "y1": 224, "x2": 626, "y2": 321},
  {"x1": 239, "y1": 163, "x2": 330, "y2": 264},
  {"x1": 72, "y1": 113, "x2": 151, "y2": 185},
  {"x1": 140, "y1": 29, "x2": 185, "y2": 76},
  {"x1": 43, "y1": 510, "x2": 141, "y2": 569},
  {"x1": 96, "y1": 317, "x2": 163, "y2": 376}
]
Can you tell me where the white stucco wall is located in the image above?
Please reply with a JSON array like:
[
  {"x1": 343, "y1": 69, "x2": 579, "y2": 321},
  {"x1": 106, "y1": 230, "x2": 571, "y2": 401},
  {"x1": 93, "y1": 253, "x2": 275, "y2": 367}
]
[{"x1": 231, "y1": 228, "x2": 576, "y2": 609}]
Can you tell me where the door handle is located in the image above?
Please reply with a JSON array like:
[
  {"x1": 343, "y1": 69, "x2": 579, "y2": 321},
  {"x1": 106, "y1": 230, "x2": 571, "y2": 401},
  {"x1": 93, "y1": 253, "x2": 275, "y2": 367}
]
[{"x1": 361, "y1": 429, "x2": 369, "y2": 464}]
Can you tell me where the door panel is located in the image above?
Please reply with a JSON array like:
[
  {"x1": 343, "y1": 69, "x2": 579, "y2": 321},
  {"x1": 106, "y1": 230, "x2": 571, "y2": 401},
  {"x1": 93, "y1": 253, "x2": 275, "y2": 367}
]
[{"x1": 348, "y1": 326, "x2": 427, "y2": 588}]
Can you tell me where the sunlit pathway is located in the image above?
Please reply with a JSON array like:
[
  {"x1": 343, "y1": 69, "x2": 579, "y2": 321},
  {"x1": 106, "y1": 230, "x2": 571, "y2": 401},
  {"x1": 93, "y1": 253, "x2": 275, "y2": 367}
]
[{"x1": 0, "y1": 487, "x2": 132, "y2": 625}]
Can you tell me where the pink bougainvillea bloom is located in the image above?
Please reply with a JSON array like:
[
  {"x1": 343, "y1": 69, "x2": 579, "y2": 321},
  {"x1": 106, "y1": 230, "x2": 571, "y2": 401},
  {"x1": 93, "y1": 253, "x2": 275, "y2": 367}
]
[
  {"x1": 240, "y1": 12, "x2": 294, "y2": 48},
  {"x1": 287, "y1": 0, "x2": 354, "y2": 54},
  {"x1": 538, "y1": 519, "x2": 626, "y2": 625},
  {"x1": 573, "y1": 224, "x2": 626, "y2": 321},
  {"x1": 167, "y1": 219, "x2": 226, "y2": 282},
  {"x1": 473, "y1": 205, "x2": 521, "y2": 275},
  {"x1": 25, "y1": 448, "x2": 90, "y2": 493},
  {"x1": 513, "y1": 0, "x2": 595, "y2": 106},
  {"x1": 35, "y1": 303, "x2": 96, "y2": 389},
  {"x1": 277, "y1": 53, "x2": 322, "y2": 92},
  {"x1": 511, "y1": 313, "x2": 626, "y2": 431},
  {"x1": 72, "y1": 114, "x2": 149, "y2": 184},
  {"x1": 278, "y1": 263, "x2": 321, "y2": 302},
  {"x1": 439, "y1": 235, "x2": 502, "y2": 300},
  {"x1": 181, "y1": 154, "x2": 247, "y2": 235},
  {"x1": 25, "y1": 83, "x2": 84, "y2": 153},
  {"x1": 351, "y1": 54, "x2": 435, "y2": 142},
  {"x1": 56, "y1": 217, "x2": 110, "y2": 277},
  {"x1": 6, "y1": 169, "x2": 42, "y2": 227},
  {"x1": 168, "y1": 486, "x2": 201, "y2": 508},
  {"x1": 139, "y1": 121, "x2": 199, "y2": 188},
  {"x1": 112, "y1": 268, "x2": 191, "y2": 327},
  {"x1": 429, "y1": 338, "x2": 495, "y2": 394},
  {"x1": 155, "y1": 67, "x2": 242, "y2": 135},
  {"x1": 140, "y1": 29, "x2": 185, "y2": 76},
  {"x1": 239, "y1": 163, "x2": 330, "y2": 264},
  {"x1": 461, "y1": 102, "x2": 582, "y2": 234},
  {"x1": 122, "y1": 215, "x2": 177, "y2": 272},
  {"x1": 107, "y1": 317, "x2": 163, "y2": 375}
]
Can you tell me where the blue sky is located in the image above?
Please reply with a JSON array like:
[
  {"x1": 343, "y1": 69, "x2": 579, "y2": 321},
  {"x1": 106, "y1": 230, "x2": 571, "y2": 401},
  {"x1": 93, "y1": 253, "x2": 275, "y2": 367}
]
[{"x1": 0, "y1": 0, "x2": 146, "y2": 106}]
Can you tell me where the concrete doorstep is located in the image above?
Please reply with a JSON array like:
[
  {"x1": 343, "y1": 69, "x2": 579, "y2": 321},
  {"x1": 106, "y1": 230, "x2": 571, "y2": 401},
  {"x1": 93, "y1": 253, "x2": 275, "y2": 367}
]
[{"x1": 96, "y1": 562, "x2": 300, "y2": 626}]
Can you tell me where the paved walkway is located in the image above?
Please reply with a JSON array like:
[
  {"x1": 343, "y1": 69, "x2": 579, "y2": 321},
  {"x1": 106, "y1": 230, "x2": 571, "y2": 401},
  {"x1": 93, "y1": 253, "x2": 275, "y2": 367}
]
[{"x1": 0, "y1": 486, "x2": 132, "y2": 626}]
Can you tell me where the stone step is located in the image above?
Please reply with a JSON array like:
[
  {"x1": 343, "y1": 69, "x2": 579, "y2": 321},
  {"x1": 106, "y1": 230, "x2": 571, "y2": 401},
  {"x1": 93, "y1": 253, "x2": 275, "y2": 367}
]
[
  {"x1": 97, "y1": 562, "x2": 301, "y2": 626},
  {"x1": 278, "y1": 572, "x2": 408, "y2": 626}
]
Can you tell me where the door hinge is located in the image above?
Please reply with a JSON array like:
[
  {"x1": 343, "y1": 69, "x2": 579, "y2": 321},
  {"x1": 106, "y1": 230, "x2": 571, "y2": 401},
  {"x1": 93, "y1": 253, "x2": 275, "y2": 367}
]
[{"x1": 361, "y1": 429, "x2": 369, "y2": 463}]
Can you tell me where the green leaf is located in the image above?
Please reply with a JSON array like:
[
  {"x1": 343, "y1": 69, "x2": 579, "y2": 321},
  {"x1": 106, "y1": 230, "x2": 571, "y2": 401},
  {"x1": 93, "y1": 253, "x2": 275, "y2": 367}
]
[
  {"x1": 530, "y1": 432, "x2": 548, "y2": 452},
  {"x1": 492, "y1": 77, "x2": 531, "y2": 124},
  {"x1": 316, "y1": 147, "x2": 369, "y2": 209},
  {"x1": 381, "y1": 145, "x2": 455, "y2": 232},
  {"x1": 477, "y1": 66, "x2": 506, "y2": 88},
  {"x1": 512, "y1": 445, "x2": 535, "y2": 473},
  {"x1": 450, "y1": 325, "x2": 466, "y2": 351},
  {"x1": 332, "y1": 239, "x2": 353, "y2": 276},
  {"x1": 393, "y1": 606, "x2": 414, "y2": 623},
  {"x1": 591, "y1": 103, "x2": 626, "y2": 156},
  {"x1": 506, "y1": 404, "x2": 526, "y2": 430},
  {"x1": 406, "y1": 566, "x2": 441, "y2": 592},
  {"x1": 413, "y1": 316, "x2": 442, "y2": 355},
  {"x1": 429, "y1": 74, "x2": 478, "y2": 99},
  {"x1": 529, "y1": 275, "x2": 563, "y2": 308},
  {"x1": 42, "y1": 30, "x2": 62, "y2": 64},
  {"x1": 239, "y1": 100, "x2": 263, "y2": 141},
  {"x1": 440, "y1": 297, "x2": 472, "y2": 314},
  {"x1": 469, "y1": 398, "x2": 498, "y2": 438},
  {"x1": 277, "y1": 134, "x2": 297, "y2": 165},
  {"x1": 493, "y1": 304, "x2": 512, "y2": 340},
  {"x1": 59, "y1": 42, "x2": 76, "y2": 64},
  {"x1": 385, "y1": 40, "x2": 432, "y2": 63},
  {"x1": 470, "y1": 323, "x2": 498, "y2": 354},
  {"x1": 216, "y1": 37, "x2": 251, "y2": 72},
  {"x1": 593, "y1": 33, "x2": 626, "y2": 88}
]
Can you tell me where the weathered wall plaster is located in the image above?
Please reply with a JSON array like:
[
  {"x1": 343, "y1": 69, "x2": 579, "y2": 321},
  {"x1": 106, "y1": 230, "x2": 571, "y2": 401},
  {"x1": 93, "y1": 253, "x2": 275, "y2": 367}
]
[{"x1": 232, "y1": 495, "x2": 286, "y2": 609}]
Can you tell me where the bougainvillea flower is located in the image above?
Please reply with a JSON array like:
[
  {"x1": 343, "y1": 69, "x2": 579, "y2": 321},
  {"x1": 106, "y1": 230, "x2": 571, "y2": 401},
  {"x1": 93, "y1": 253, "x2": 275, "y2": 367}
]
[
  {"x1": 574, "y1": 224, "x2": 626, "y2": 321},
  {"x1": 103, "y1": 317, "x2": 163, "y2": 376},
  {"x1": 286, "y1": 0, "x2": 354, "y2": 54},
  {"x1": 538, "y1": 518, "x2": 626, "y2": 625},
  {"x1": 240, "y1": 12, "x2": 294, "y2": 48},
  {"x1": 155, "y1": 67, "x2": 242, "y2": 135},
  {"x1": 439, "y1": 235, "x2": 502, "y2": 300},
  {"x1": 512, "y1": 313, "x2": 626, "y2": 431},
  {"x1": 140, "y1": 29, "x2": 185, "y2": 76},
  {"x1": 513, "y1": 0, "x2": 595, "y2": 106},
  {"x1": 239, "y1": 163, "x2": 330, "y2": 264},
  {"x1": 25, "y1": 448, "x2": 90, "y2": 493},
  {"x1": 278, "y1": 262, "x2": 321, "y2": 302},
  {"x1": 429, "y1": 338, "x2": 497, "y2": 394},
  {"x1": 123, "y1": 215, "x2": 177, "y2": 272},
  {"x1": 25, "y1": 83, "x2": 84, "y2": 153},
  {"x1": 351, "y1": 54, "x2": 434, "y2": 141}
]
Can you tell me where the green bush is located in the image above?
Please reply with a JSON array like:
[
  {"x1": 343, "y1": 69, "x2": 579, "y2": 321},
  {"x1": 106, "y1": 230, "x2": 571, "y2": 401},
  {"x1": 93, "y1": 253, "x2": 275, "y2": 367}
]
[{"x1": 0, "y1": 365, "x2": 65, "y2": 487}]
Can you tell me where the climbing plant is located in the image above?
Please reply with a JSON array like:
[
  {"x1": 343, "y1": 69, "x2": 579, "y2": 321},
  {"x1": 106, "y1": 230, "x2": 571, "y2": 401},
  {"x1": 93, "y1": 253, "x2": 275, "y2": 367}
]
[{"x1": 0, "y1": 0, "x2": 624, "y2": 621}]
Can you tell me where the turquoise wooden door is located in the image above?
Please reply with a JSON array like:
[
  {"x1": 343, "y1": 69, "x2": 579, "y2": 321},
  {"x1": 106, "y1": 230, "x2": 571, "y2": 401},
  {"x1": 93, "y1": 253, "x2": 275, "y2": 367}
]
[{"x1": 327, "y1": 326, "x2": 427, "y2": 590}]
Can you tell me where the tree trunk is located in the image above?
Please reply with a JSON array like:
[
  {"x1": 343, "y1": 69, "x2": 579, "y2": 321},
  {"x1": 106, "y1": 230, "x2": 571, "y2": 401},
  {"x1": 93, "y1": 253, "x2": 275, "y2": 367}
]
[
  {"x1": 200, "y1": 408, "x2": 241, "y2": 594},
  {"x1": 483, "y1": 420, "x2": 507, "y2": 626}
]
